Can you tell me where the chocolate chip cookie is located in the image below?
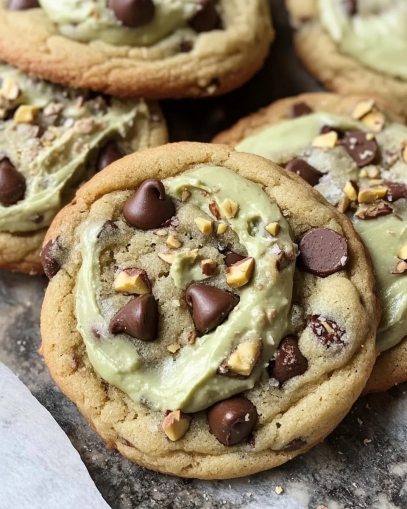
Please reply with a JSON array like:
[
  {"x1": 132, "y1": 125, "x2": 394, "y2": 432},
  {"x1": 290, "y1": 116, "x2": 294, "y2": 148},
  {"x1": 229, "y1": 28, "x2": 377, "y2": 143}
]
[
  {"x1": 286, "y1": 0, "x2": 407, "y2": 116},
  {"x1": 0, "y1": 0, "x2": 273, "y2": 99},
  {"x1": 40, "y1": 142, "x2": 377, "y2": 479},
  {"x1": 0, "y1": 62, "x2": 167, "y2": 274},
  {"x1": 214, "y1": 92, "x2": 407, "y2": 393}
]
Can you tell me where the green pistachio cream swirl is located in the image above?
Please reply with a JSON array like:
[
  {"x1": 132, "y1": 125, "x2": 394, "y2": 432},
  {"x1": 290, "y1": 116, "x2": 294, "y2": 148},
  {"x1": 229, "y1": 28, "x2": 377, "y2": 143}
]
[
  {"x1": 75, "y1": 166, "x2": 296, "y2": 412},
  {"x1": 0, "y1": 63, "x2": 148, "y2": 233}
]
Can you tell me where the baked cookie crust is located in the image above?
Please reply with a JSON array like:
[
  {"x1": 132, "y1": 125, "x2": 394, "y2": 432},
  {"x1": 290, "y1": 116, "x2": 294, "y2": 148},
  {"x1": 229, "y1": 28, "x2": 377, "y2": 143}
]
[
  {"x1": 41, "y1": 142, "x2": 377, "y2": 479},
  {"x1": 0, "y1": 1, "x2": 273, "y2": 99}
]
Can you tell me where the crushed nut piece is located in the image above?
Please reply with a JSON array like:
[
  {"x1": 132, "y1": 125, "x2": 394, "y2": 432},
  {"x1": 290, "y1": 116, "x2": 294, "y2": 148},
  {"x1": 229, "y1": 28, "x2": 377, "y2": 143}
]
[
  {"x1": 114, "y1": 268, "x2": 151, "y2": 295},
  {"x1": 154, "y1": 229, "x2": 167, "y2": 236},
  {"x1": 402, "y1": 143, "x2": 407, "y2": 164},
  {"x1": 351, "y1": 99, "x2": 375, "y2": 120},
  {"x1": 321, "y1": 321, "x2": 334, "y2": 334},
  {"x1": 366, "y1": 167, "x2": 381, "y2": 179},
  {"x1": 354, "y1": 201, "x2": 393, "y2": 220},
  {"x1": 359, "y1": 169, "x2": 368, "y2": 178},
  {"x1": 217, "y1": 223, "x2": 227, "y2": 234},
  {"x1": 167, "y1": 343, "x2": 181, "y2": 353},
  {"x1": 0, "y1": 78, "x2": 19, "y2": 100},
  {"x1": 162, "y1": 410, "x2": 190, "y2": 441},
  {"x1": 167, "y1": 235, "x2": 183, "y2": 249},
  {"x1": 343, "y1": 181, "x2": 358, "y2": 201},
  {"x1": 226, "y1": 257, "x2": 255, "y2": 288},
  {"x1": 358, "y1": 186, "x2": 388, "y2": 204},
  {"x1": 361, "y1": 109, "x2": 385, "y2": 132},
  {"x1": 312, "y1": 131, "x2": 338, "y2": 149},
  {"x1": 209, "y1": 200, "x2": 220, "y2": 219},
  {"x1": 195, "y1": 217, "x2": 213, "y2": 235},
  {"x1": 392, "y1": 260, "x2": 407, "y2": 274},
  {"x1": 187, "y1": 330, "x2": 197, "y2": 344},
  {"x1": 337, "y1": 195, "x2": 350, "y2": 213},
  {"x1": 158, "y1": 252, "x2": 176, "y2": 264},
  {"x1": 275, "y1": 486, "x2": 284, "y2": 495},
  {"x1": 397, "y1": 244, "x2": 407, "y2": 260},
  {"x1": 265, "y1": 222, "x2": 280, "y2": 237},
  {"x1": 201, "y1": 259, "x2": 217, "y2": 276},
  {"x1": 223, "y1": 340, "x2": 261, "y2": 377},
  {"x1": 14, "y1": 105, "x2": 39, "y2": 124},
  {"x1": 181, "y1": 188, "x2": 191, "y2": 202},
  {"x1": 220, "y1": 198, "x2": 239, "y2": 219}
]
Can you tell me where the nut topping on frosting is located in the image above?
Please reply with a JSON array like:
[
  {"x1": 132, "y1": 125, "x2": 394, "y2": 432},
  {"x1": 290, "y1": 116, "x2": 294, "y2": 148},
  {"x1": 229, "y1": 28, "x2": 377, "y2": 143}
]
[
  {"x1": 0, "y1": 158, "x2": 26, "y2": 207},
  {"x1": 226, "y1": 257, "x2": 255, "y2": 288},
  {"x1": 351, "y1": 100, "x2": 375, "y2": 121},
  {"x1": 265, "y1": 221, "x2": 280, "y2": 237},
  {"x1": 108, "y1": 0, "x2": 155, "y2": 28},
  {"x1": 13, "y1": 105, "x2": 39, "y2": 124},
  {"x1": 271, "y1": 335, "x2": 308, "y2": 385},
  {"x1": 354, "y1": 201, "x2": 393, "y2": 220},
  {"x1": 109, "y1": 294, "x2": 158, "y2": 341},
  {"x1": 220, "y1": 198, "x2": 239, "y2": 220},
  {"x1": 162, "y1": 410, "x2": 191, "y2": 441},
  {"x1": 358, "y1": 186, "x2": 388, "y2": 204},
  {"x1": 222, "y1": 340, "x2": 261, "y2": 377},
  {"x1": 286, "y1": 158, "x2": 323, "y2": 187},
  {"x1": 343, "y1": 180, "x2": 358, "y2": 202},
  {"x1": 397, "y1": 244, "x2": 407, "y2": 261},
  {"x1": 312, "y1": 131, "x2": 338, "y2": 149}
]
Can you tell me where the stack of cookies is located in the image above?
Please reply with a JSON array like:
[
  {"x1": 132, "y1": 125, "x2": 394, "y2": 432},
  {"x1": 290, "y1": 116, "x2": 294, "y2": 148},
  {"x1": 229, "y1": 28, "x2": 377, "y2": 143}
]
[{"x1": 1, "y1": 0, "x2": 406, "y2": 481}]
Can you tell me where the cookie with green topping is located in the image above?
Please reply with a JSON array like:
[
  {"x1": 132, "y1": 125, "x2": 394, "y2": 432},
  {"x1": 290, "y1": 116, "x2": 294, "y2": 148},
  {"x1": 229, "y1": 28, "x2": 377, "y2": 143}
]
[
  {"x1": 286, "y1": 0, "x2": 407, "y2": 116},
  {"x1": 0, "y1": 62, "x2": 167, "y2": 274},
  {"x1": 214, "y1": 92, "x2": 407, "y2": 393},
  {"x1": 0, "y1": 0, "x2": 273, "y2": 99},
  {"x1": 40, "y1": 142, "x2": 377, "y2": 479}
]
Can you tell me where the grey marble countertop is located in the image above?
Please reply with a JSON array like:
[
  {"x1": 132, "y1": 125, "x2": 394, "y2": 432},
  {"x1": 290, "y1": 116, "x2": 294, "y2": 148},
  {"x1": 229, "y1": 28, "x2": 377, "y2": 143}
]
[{"x1": 1, "y1": 2, "x2": 407, "y2": 508}]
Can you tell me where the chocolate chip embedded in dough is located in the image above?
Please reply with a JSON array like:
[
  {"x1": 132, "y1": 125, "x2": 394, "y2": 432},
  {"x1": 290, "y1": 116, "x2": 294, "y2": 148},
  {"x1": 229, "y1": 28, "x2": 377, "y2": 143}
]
[
  {"x1": 224, "y1": 251, "x2": 245, "y2": 267},
  {"x1": 97, "y1": 220, "x2": 119, "y2": 239},
  {"x1": 109, "y1": 0, "x2": 155, "y2": 28},
  {"x1": 123, "y1": 179, "x2": 175, "y2": 230},
  {"x1": 96, "y1": 142, "x2": 123, "y2": 173},
  {"x1": 282, "y1": 438, "x2": 307, "y2": 452},
  {"x1": 299, "y1": 228, "x2": 349, "y2": 277},
  {"x1": 286, "y1": 158, "x2": 323, "y2": 187},
  {"x1": 6, "y1": 0, "x2": 39, "y2": 10},
  {"x1": 189, "y1": 0, "x2": 220, "y2": 32},
  {"x1": 0, "y1": 158, "x2": 26, "y2": 206},
  {"x1": 207, "y1": 396, "x2": 257, "y2": 446},
  {"x1": 109, "y1": 294, "x2": 158, "y2": 341},
  {"x1": 271, "y1": 335, "x2": 308, "y2": 385},
  {"x1": 308, "y1": 315, "x2": 345, "y2": 346},
  {"x1": 41, "y1": 239, "x2": 61, "y2": 280},
  {"x1": 341, "y1": 0, "x2": 357, "y2": 16},
  {"x1": 342, "y1": 131, "x2": 377, "y2": 168},
  {"x1": 289, "y1": 102, "x2": 313, "y2": 118},
  {"x1": 185, "y1": 283, "x2": 239, "y2": 334},
  {"x1": 383, "y1": 182, "x2": 407, "y2": 203}
]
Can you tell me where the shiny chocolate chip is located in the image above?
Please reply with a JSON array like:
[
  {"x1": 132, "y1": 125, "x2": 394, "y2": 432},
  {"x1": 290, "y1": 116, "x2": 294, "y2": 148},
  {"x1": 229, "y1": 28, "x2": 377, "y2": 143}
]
[
  {"x1": 96, "y1": 142, "x2": 123, "y2": 173},
  {"x1": 207, "y1": 396, "x2": 257, "y2": 446},
  {"x1": 7, "y1": 0, "x2": 39, "y2": 10},
  {"x1": 109, "y1": 0, "x2": 155, "y2": 28},
  {"x1": 189, "y1": 0, "x2": 220, "y2": 32},
  {"x1": 283, "y1": 438, "x2": 307, "y2": 452},
  {"x1": 97, "y1": 220, "x2": 119, "y2": 239},
  {"x1": 342, "y1": 0, "x2": 357, "y2": 16},
  {"x1": 286, "y1": 158, "x2": 323, "y2": 187},
  {"x1": 109, "y1": 294, "x2": 158, "y2": 341},
  {"x1": 299, "y1": 228, "x2": 349, "y2": 277},
  {"x1": 289, "y1": 102, "x2": 313, "y2": 118},
  {"x1": 342, "y1": 131, "x2": 377, "y2": 167},
  {"x1": 0, "y1": 158, "x2": 26, "y2": 207},
  {"x1": 384, "y1": 182, "x2": 407, "y2": 202},
  {"x1": 308, "y1": 315, "x2": 345, "y2": 346},
  {"x1": 224, "y1": 251, "x2": 245, "y2": 267},
  {"x1": 123, "y1": 179, "x2": 175, "y2": 230},
  {"x1": 185, "y1": 283, "x2": 239, "y2": 334},
  {"x1": 271, "y1": 335, "x2": 308, "y2": 385},
  {"x1": 41, "y1": 239, "x2": 61, "y2": 280}
]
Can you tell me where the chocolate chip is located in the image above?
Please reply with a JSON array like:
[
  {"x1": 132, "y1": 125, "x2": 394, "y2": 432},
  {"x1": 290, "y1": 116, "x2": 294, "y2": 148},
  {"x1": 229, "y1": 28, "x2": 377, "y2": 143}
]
[
  {"x1": 96, "y1": 142, "x2": 123, "y2": 173},
  {"x1": 180, "y1": 40, "x2": 193, "y2": 53},
  {"x1": 289, "y1": 102, "x2": 313, "y2": 118},
  {"x1": 0, "y1": 158, "x2": 26, "y2": 206},
  {"x1": 384, "y1": 182, "x2": 407, "y2": 202},
  {"x1": 224, "y1": 251, "x2": 245, "y2": 267},
  {"x1": 282, "y1": 438, "x2": 307, "y2": 452},
  {"x1": 342, "y1": 0, "x2": 357, "y2": 16},
  {"x1": 354, "y1": 200, "x2": 393, "y2": 220},
  {"x1": 342, "y1": 131, "x2": 377, "y2": 168},
  {"x1": 31, "y1": 214, "x2": 44, "y2": 224},
  {"x1": 299, "y1": 228, "x2": 349, "y2": 277},
  {"x1": 41, "y1": 240, "x2": 61, "y2": 280},
  {"x1": 123, "y1": 179, "x2": 175, "y2": 230},
  {"x1": 185, "y1": 283, "x2": 239, "y2": 334},
  {"x1": 109, "y1": 0, "x2": 155, "y2": 28},
  {"x1": 6, "y1": 0, "x2": 39, "y2": 10},
  {"x1": 207, "y1": 396, "x2": 257, "y2": 446},
  {"x1": 189, "y1": 0, "x2": 220, "y2": 32},
  {"x1": 97, "y1": 220, "x2": 119, "y2": 239},
  {"x1": 271, "y1": 335, "x2": 308, "y2": 385},
  {"x1": 109, "y1": 294, "x2": 158, "y2": 341},
  {"x1": 285, "y1": 159, "x2": 323, "y2": 187},
  {"x1": 308, "y1": 315, "x2": 345, "y2": 346},
  {"x1": 320, "y1": 125, "x2": 343, "y2": 137}
]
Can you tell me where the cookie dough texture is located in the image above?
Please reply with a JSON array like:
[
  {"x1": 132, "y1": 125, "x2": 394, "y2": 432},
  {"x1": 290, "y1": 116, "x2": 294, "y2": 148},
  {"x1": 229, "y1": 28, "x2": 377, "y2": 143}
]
[
  {"x1": 0, "y1": 0, "x2": 273, "y2": 98},
  {"x1": 286, "y1": 0, "x2": 407, "y2": 117},
  {"x1": 214, "y1": 92, "x2": 407, "y2": 394},
  {"x1": 41, "y1": 142, "x2": 377, "y2": 479}
]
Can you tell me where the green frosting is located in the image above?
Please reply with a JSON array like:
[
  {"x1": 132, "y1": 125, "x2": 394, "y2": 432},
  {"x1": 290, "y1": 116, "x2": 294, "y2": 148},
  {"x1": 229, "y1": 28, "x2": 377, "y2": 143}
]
[
  {"x1": 0, "y1": 63, "x2": 144, "y2": 233},
  {"x1": 235, "y1": 111, "x2": 407, "y2": 352},
  {"x1": 76, "y1": 166, "x2": 296, "y2": 412},
  {"x1": 39, "y1": 0, "x2": 202, "y2": 47},
  {"x1": 170, "y1": 249, "x2": 207, "y2": 289},
  {"x1": 319, "y1": 0, "x2": 407, "y2": 80}
]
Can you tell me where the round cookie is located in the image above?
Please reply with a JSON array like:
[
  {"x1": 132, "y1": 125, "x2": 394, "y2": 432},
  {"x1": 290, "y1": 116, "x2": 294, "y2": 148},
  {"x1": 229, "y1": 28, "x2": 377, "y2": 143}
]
[
  {"x1": 0, "y1": 62, "x2": 167, "y2": 275},
  {"x1": 41, "y1": 142, "x2": 377, "y2": 479},
  {"x1": 0, "y1": 0, "x2": 273, "y2": 99},
  {"x1": 214, "y1": 92, "x2": 407, "y2": 393},
  {"x1": 285, "y1": 0, "x2": 407, "y2": 117}
]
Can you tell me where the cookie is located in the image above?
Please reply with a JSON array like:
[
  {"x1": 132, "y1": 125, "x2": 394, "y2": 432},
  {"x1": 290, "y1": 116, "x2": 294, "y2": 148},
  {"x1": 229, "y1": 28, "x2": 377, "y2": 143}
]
[
  {"x1": 214, "y1": 92, "x2": 407, "y2": 393},
  {"x1": 40, "y1": 142, "x2": 377, "y2": 479},
  {"x1": 0, "y1": 62, "x2": 167, "y2": 275},
  {"x1": 285, "y1": 0, "x2": 407, "y2": 117},
  {"x1": 0, "y1": 0, "x2": 273, "y2": 99}
]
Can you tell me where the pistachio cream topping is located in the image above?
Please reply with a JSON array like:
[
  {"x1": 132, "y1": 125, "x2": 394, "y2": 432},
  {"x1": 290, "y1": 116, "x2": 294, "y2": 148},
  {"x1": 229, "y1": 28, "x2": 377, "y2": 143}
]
[
  {"x1": 0, "y1": 63, "x2": 147, "y2": 233},
  {"x1": 39, "y1": 0, "x2": 205, "y2": 47},
  {"x1": 75, "y1": 166, "x2": 296, "y2": 412},
  {"x1": 236, "y1": 108, "x2": 407, "y2": 352},
  {"x1": 319, "y1": 0, "x2": 407, "y2": 80}
]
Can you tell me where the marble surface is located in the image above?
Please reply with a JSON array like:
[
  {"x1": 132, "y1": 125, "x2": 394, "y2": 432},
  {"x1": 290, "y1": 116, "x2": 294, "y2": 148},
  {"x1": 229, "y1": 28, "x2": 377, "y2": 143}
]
[{"x1": 1, "y1": 2, "x2": 407, "y2": 508}]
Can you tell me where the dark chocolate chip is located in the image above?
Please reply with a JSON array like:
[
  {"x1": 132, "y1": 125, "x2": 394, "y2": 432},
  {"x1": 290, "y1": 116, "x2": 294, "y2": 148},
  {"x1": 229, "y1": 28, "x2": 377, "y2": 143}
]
[
  {"x1": 299, "y1": 228, "x2": 349, "y2": 277},
  {"x1": 285, "y1": 158, "x2": 323, "y2": 187},
  {"x1": 308, "y1": 315, "x2": 345, "y2": 346},
  {"x1": 342, "y1": 131, "x2": 377, "y2": 168},
  {"x1": 109, "y1": 294, "x2": 158, "y2": 341},
  {"x1": 383, "y1": 181, "x2": 407, "y2": 202},
  {"x1": 189, "y1": 0, "x2": 220, "y2": 32},
  {"x1": 108, "y1": 0, "x2": 155, "y2": 28},
  {"x1": 320, "y1": 125, "x2": 344, "y2": 137},
  {"x1": 180, "y1": 40, "x2": 193, "y2": 53},
  {"x1": 289, "y1": 102, "x2": 313, "y2": 118},
  {"x1": 185, "y1": 283, "x2": 239, "y2": 334},
  {"x1": 6, "y1": 0, "x2": 39, "y2": 10},
  {"x1": 31, "y1": 214, "x2": 44, "y2": 224},
  {"x1": 207, "y1": 396, "x2": 257, "y2": 446},
  {"x1": 0, "y1": 158, "x2": 26, "y2": 206},
  {"x1": 96, "y1": 142, "x2": 123, "y2": 173},
  {"x1": 342, "y1": 0, "x2": 357, "y2": 16},
  {"x1": 41, "y1": 239, "x2": 61, "y2": 280},
  {"x1": 97, "y1": 220, "x2": 119, "y2": 239},
  {"x1": 123, "y1": 179, "x2": 175, "y2": 230},
  {"x1": 271, "y1": 335, "x2": 308, "y2": 385},
  {"x1": 282, "y1": 438, "x2": 307, "y2": 452},
  {"x1": 224, "y1": 251, "x2": 245, "y2": 267}
]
